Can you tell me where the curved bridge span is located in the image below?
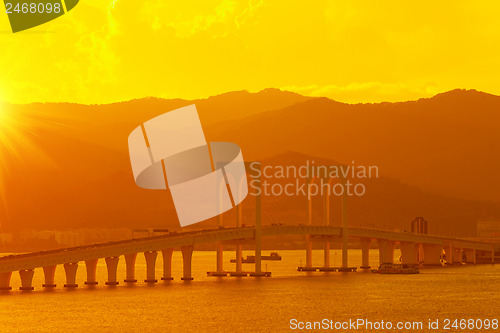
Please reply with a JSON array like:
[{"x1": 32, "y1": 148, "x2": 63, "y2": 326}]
[{"x1": 0, "y1": 225, "x2": 498, "y2": 290}]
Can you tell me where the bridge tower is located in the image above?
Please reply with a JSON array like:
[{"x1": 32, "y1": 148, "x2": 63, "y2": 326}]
[
  {"x1": 411, "y1": 217, "x2": 428, "y2": 264},
  {"x1": 208, "y1": 161, "x2": 268, "y2": 278},
  {"x1": 249, "y1": 162, "x2": 266, "y2": 277},
  {"x1": 299, "y1": 165, "x2": 355, "y2": 273}
]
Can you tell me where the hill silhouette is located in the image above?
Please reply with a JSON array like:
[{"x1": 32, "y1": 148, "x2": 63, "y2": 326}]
[
  {"x1": 206, "y1": 89, "x2": 500, "y2": 202},
  {"x1": 0, "y1": 88, "x2": 499, "y2": 236}
]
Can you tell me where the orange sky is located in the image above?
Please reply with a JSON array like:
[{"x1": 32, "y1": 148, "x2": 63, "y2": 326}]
[{"x1": 1, "y1": 0, "x2": 500, "y2": 104}]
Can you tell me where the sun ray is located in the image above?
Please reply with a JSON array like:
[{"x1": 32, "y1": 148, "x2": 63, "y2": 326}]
[{"x1": 0, "y1": 103, "x2": 59, "y2": 216}]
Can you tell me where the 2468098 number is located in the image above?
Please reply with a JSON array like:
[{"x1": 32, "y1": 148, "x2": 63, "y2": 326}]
[
  {"x1": 443, "y1": 319, "x2": 498, "y2": 330},
  {"x1": 5, "y1": 2, "x2": 62, "y2": 14}
]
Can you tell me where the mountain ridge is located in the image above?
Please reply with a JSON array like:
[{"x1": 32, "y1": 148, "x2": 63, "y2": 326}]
[{"x1": 1, "y1": 88, "x2": 499, "y2": 235}]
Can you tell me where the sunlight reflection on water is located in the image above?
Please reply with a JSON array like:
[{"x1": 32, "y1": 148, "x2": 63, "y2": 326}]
[{"x1": 0, "y1": 250, "x2": 498, "y2": 332}]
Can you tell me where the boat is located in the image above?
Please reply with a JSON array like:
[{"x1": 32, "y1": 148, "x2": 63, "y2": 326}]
[
  {"x1": 371, "y1": 263, "x2": 420, "y2": 274},
  {"x1": 230, "y1": 252, "x2": 282, "y2": 263},
  {"x1": 262, "y1": 252, "x2": 282, "y2": 261}
]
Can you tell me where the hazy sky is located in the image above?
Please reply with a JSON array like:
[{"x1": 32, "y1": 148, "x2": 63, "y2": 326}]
[{"x1": 1, "y1": 0, "x2": 499, "y2": 104}]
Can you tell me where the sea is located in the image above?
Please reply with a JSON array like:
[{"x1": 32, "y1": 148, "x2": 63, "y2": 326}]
[{"x1": 0, "y1": 250, "x2": 498, "y2": 332}]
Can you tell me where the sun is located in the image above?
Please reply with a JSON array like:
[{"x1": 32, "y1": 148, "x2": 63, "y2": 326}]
[{"x1": 0, "y1": 103, "x2": 61, "y2": 190}]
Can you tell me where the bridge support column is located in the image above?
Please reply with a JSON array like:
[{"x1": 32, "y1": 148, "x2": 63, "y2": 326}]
[
  {"x1": 323, "y1": 187, "x2": 330, "y2": 268},
  {"x1": 360, "y1": 238, "x2": 371, "y2": 269},
  {"x1": 340, "y1": 185, "x2": 348, "y2": 269},
  {"x1": 216, "y1": 243, "x2": 224, "y2": 273},
  {"x1": 42, "y1": 265, "x2": 57, "y2": 288},
  {"x1": 105, "y1": 257, "x2": 119, "y2": 285},
  {"x1": 417, "y1": 244, "x2": 424, "y2": 264},
  {"x1": 464, "y1": 249, "x2": 476, "y2": 264},
  {"x1": 236, "y1": 242, "x2": 243, "y2": 273},
  {"x1": 250, "y1": 172, "x2": 266, "y2": 277},
  {"x1": 423, "y1": 244, "x2": 443, "y2": 266},
  {"x1": 181, "y1": 245, "x2": 194, "y2": 281},
  {"x1": 452, "y1": 248, "x2": 463, "y2": 264},
  {"x1": 84, "y1": 259, "x2": 98, "y2": 285},
  {"x1": 306, "y1": 235, "x2": 313, "y2": 268},
  {"x1": 446, "y1": 244, "x2": 453, "y2": 264},
  {"x1": 19, "y1": 269, "x2": 35, "y2": 291},
  {"x1": 306, "y1": 179, "x2": 313, "y2": 268},
  {"x1": 400, "y1": 243, "x2": 417, "y2": 266},
  {"x1": 124, "y1": 253, "x2": 137, "y2": 283},
  {"x1": 323, "y1": 241, "x2": 330, "y2": 267},
  {"x1": 377, "y1": 239, "x2": 395, "y2": 265},
  {"x1": 0, "y1": 272, "x2": 12, "y2": 290},
  {"x1": 235, "y1": 203, "x2": 243, "y2": 273},
  {"x1": 161, "y1": 248, "x2": 174, "y2": 280},
  {"x1": 63, "y1": 262, "x2": 78, "y2": 288},
  {"x1": 144, "y1": 251, "x2": 158, "y2": 283}
]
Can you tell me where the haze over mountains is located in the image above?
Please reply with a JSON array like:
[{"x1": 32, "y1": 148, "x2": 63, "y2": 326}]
[
  {"x1": 0, "y1": 88, "x2": 499, "y2": 236},
  {"x1": 207, "y1": 89, "x2": 500, "y2": 202}
]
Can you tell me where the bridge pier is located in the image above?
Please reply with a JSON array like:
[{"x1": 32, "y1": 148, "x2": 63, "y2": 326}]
[
  {"x1": 446, "y1": 244, "x2": 453, "y2": 264},
  {"x1": 306, "y1": 235, "x2": 313, "y2": 268},
  {"x1": 124, "y1": 253, "x2": 137, "y2": 283},
  {"x1": 417, "y1": 243, "x2": 424, "y2": 264},
  {"x1": 230, "y1": 244, "x2": 247, "y2": 276},
  {"x1": 306, "y1": 179, "x2": 313, "y2": 268},
  {"x1": 233, "y1": 204, "x2": 245, "y2": 277},
  {"x1": 42, "y1": 265, "x2": 57, "y2": 288},
  {"x1": 161, "y1": 248, "x2": 174, "y2": 280},
  {"x1": 464, "y1": 249, "x2": 476, "y2": 264},
  {"x1": 235, "y1": 242, "x2": 243, "y2": 273},
  {"x1": 105, "y1": 257, "x2": 120, "y2": 286},
  {"x1": 209, "y1": 243, "x2": 228, "y2": 277},
  {"x1": 0, "y1": 272, "x2": 12, "y2": 290},
  {"x1": 213, "y1": 213, "x2": 228, "y2": 277},
  {"x1": 423, "y1": 244, "x2": 443, "y2": 266},
  {"x1": 181, "y1": 245, "x2": 194, "y2": 281},
  {"x1": 452, "y1": 248, "x2": 463, "y2": 265},
  {"x1": 144, "y1": 251, "x2": 158, "y2": 283},
  {"x1": 84, "y1": 259, "x2": 98, "y2": 285},
  {"x1": 360, "y1": 238, "x2": 371, "y2": 269},
  {"x1": 63, "y1": 262, "x2": 78, "y2": 288},
  {"x1": 340, "y1": 193, "x2": 349, "y2": 269},
  {"x1": 19, "y1": 269, "x2": 35, "y2": 291},
  {"x1": 324, "y1": 241, "x2": 330, "y2": 267},
  {"x1": 323, "y1": 188, "x2": 330, "y2": 268},
  {"x1": 377, "y1": 239, "x2": 395, "y2": 265},
  {"x1": 250, "y1": 171, "x2": 268, "y2": 277},
  {"x1": 400, "y1": 243, "x2": 417, "y2": 266},
  {"x1": 215, "y1": 243, "x2": 225, "y2": 274}
]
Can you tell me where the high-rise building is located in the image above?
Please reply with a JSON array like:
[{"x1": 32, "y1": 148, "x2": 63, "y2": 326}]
[{"x1": 411, "y1": 217, "x2": 428, "y2": 234}]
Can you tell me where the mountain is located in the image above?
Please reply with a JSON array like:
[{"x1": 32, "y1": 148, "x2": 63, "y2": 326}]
[
  {"x1": 0, "y1": 88, "x2": 499, "y2": 235},
  {"x1": 206, "y1": 89, "x2": 500, "y2": 202}
]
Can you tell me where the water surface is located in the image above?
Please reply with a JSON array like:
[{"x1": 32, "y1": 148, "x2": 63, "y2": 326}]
[{"x1": 0, "y1": 250, "x2": 498, "y2": 332}]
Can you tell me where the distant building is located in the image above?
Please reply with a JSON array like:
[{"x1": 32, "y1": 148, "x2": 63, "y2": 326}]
[
  {"x1": 153, "y1": 229, "x2": 169, "y2": 236},
  {"x1": 411, "y1": 217, "x2": 428, "y2": 234},
  {"x1": 133, "y1": 229, "x2": 152, "y2": 238},
  {"x1": 56, "y1": 231, "x2": 84, "y2": 247},
  {"x1": 20, "y1": 229, "x2": 56, "y2": 242},
  {"x1": 82, "y1": 228, "x2": 133, "y2": 244},
  {"x1": 19, "y1": 230, "x2": 85, "y2": 247},
  {"x1": 477, "y1": 220, "x2": 500, "y2": 238},
  {"x1": 0, "y1": 233, "x2": 13, "y2": 243}
]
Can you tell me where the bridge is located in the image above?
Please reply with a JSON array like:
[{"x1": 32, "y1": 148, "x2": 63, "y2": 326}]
[
  {"x1": 1, "y1": 164, "x2": 499, "y2": 290},
  {"x1": 0, "y1": 225, "x2": 498, "y2": 290}
]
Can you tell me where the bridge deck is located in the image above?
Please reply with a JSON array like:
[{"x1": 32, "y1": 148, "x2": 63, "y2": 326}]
[{"x1": 0, "y1": 226, "x2": 497, "y2": 273}]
